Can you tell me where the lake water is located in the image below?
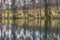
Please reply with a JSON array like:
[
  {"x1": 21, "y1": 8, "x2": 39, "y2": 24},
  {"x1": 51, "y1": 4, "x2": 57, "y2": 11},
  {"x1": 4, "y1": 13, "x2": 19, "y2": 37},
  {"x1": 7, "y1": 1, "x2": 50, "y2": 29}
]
[{"x1": 0, "y1": 19, "x2": 60, "y2": 40}]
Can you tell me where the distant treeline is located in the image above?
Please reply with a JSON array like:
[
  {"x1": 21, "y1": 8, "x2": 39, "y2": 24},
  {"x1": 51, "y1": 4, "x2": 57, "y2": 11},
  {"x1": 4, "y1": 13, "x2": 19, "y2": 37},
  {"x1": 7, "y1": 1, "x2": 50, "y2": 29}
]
[{"x1": 0, "y1": 0, "x2": 60, "y2": 10}]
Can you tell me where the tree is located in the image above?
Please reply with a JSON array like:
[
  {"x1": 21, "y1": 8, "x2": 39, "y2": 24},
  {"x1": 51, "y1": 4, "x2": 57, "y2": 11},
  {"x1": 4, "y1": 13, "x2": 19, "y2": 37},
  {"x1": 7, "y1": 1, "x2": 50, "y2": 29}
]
[
  {"x1": 11, "y1": 0, "x2": 18, "y2": 19},
  {"x1": 44, "y1": 0, "x2": 49, "y2": 40}
]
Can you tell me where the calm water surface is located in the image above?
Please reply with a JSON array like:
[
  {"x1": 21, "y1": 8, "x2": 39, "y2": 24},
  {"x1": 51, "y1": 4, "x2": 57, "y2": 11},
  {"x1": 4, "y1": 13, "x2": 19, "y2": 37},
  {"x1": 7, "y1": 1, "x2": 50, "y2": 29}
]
[{"x1": 0, "y1": 19, "x2": 60, "y2": 40}]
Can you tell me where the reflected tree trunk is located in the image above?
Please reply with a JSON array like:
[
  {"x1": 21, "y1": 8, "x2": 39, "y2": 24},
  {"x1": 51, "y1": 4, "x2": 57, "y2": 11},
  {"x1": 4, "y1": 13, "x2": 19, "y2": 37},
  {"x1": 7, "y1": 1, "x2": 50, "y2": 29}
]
[
  {"x1": 12, "y1": 27, "x2": 16, "y2": 40},
  {"x1": 12, "y1": 18, "x2": 17, "y2": 40}
]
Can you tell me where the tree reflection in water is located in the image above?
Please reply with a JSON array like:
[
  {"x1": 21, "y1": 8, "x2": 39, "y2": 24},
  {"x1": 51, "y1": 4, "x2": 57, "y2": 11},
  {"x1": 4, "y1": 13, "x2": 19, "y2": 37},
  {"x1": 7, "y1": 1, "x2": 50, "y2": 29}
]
[{"x1": 0, "y1": 24, "x2": 60, "y2": 40}]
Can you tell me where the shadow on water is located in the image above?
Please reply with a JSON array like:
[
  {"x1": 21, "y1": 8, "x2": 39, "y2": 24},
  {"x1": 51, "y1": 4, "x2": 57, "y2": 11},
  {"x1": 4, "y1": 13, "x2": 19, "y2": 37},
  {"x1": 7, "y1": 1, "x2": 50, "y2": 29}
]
[{"x1": 0, "y1": 19, "x2": 60, "y2": 40}]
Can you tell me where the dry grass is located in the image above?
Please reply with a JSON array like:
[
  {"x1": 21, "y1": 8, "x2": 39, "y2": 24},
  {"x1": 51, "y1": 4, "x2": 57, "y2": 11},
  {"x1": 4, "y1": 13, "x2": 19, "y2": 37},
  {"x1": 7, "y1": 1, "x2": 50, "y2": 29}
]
[{"x1": 1, "y1": 9, "x2": 60, "y2": 18}]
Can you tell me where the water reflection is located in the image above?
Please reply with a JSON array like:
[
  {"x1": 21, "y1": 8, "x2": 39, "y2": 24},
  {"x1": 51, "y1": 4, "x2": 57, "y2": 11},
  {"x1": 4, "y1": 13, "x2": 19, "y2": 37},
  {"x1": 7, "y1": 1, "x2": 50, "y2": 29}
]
[
  {"x1": 0, "y1": 19, "x2": 60, "y2": 28},
  {"x1": 0, "y1": 25, "x2": 60, "y2": 40},
  {"x1": 0, "y1": 19, "x2": 60, "y2": 40}
]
